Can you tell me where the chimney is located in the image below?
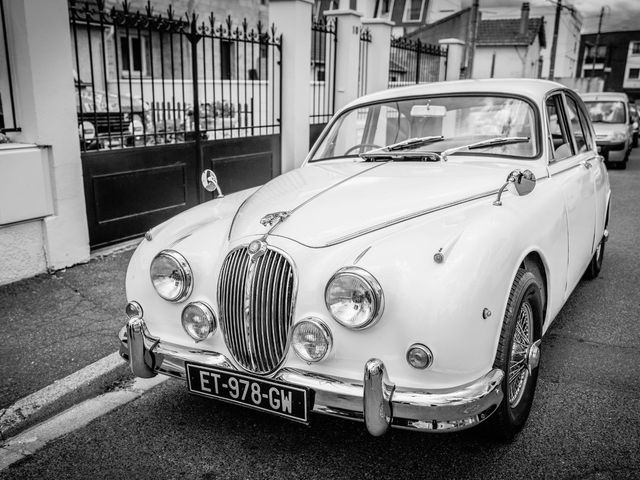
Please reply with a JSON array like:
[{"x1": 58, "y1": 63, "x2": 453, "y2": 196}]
[{"x1": 520, "y1": 2, "x2": 530, "y2": 36}]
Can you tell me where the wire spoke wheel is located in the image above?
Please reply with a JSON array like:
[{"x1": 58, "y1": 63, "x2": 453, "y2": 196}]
[{"x1": 508, "y1": 301, "x2": 533, "y2": 407}]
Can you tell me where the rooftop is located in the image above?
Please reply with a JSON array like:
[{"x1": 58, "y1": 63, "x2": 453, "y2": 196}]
[{"x1": 477, "y1": 17, "x2": 546, "y2": 48}]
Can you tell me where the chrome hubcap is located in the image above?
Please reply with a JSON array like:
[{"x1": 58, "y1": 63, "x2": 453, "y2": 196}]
[{"x1": 508, "y1": 301, "x2": 533, "y2": 407}]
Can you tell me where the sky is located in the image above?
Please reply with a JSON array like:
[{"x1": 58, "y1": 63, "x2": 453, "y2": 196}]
[{"x1": 461, "y1": 0, "x2": 640, "y2": 34}]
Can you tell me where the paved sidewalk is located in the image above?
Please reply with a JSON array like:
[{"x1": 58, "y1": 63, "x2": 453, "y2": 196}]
[{"x1": 0, "y1": 248, "x2": 135, "y2": 419}]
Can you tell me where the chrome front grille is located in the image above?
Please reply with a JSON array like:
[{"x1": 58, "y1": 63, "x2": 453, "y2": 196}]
[{"x1": 217, "y1": 245, "x2": 296, "y2": 374}]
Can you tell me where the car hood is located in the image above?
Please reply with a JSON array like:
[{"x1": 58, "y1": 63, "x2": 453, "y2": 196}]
[
  {"x1": 592, "y1": 122, "x2": 627, "y2": 137},
  {"x1": 228, "y1": 159, "x2": 514, "y2": 248}
]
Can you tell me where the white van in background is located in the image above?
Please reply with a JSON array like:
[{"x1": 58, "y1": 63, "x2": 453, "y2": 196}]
[{"x1": 581, "y1": 92, "x2": 634, "y2": 169}]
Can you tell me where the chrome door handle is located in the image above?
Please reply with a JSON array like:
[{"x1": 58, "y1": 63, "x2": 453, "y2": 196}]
[{"x1": 581, "y1": 160, "x2": 593, "y2": 169}]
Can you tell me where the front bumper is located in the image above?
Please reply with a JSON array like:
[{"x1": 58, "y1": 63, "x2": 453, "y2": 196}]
[
  {"x1": 597, "y1": 140, "x2": 627, "y2": 162},
  {"x1": 120, "y1": 318, "x2": 504, "y2": 435}
]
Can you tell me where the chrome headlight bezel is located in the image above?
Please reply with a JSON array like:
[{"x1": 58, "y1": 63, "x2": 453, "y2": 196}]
[
  {"x1": 181, "y1": 301, "x2": 216, "y2": 342},
  {"x1": 324, "y1": 266, "x2": 384, "y2": 330},
  {"x1": 290, "y1": 318, "x2": 333, "y2": 363},
  {"x1": 150, "y1": 250, "x2": 193, "y2": 302}
]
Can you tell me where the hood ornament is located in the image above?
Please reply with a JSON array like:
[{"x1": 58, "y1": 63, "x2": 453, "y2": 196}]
[{"x1": 260, "y1": 211, "x2": 290, "y2": 228}]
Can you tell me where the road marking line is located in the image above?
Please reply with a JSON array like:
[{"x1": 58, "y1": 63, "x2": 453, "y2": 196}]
[
  {"x1": 0, "y1": 352, "x2": 127, "y2": 439},
  {"x1": 0, "y1": 375, "x2": 167, "y2": 471}
]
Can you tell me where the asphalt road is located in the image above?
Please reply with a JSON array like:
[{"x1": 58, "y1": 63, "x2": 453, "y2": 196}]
[
  {"x1": 0, "y1": 249, "x2": 133, "y2": 409},
  {"x1": 4, "y1": 151, "x2": 640, "y2": 480}
]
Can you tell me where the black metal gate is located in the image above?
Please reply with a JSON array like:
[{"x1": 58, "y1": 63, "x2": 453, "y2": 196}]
[
  {"x1": 388, "y1": 37, "x2": 447, "y2": 88},
  {"x1": 309, "y1": 15, "x2": 336, "y2": 148},
  {"x1": 70, "y1": 1, "x2": 281, "y2": 248}
]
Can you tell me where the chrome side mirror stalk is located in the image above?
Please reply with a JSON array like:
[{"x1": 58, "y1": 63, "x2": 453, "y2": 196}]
[
  {"x1": 494, "y1": 169, "x2": 536, "y2": 206},
  {"x1": 201, "y1": 169, "x2": 224, "y2": 198}
]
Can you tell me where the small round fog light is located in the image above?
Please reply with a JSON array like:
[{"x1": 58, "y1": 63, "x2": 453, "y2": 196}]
[
  {"x1": 181, "y1": 302, "x2": 216, "y2": 342},
  {"x1": 125, "y1": 301, "x2": 143, "y2": 319},
  {"x1": 406, "y1": 344, "x2": 433, "y2": 369},
  {"x1": 291, "y1": 319, "x2": 332, "y2": 363}
]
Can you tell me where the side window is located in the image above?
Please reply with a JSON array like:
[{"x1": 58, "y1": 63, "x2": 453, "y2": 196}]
[
  {"x1": 545, "y1": 95, "x2": 573, "y2": 160},
  {"x1": 565, "y1": 96, "x2": 589, "y2": 153},
  {"x1": 577, "y1": 101, "x2": 594, "y2": 151}
]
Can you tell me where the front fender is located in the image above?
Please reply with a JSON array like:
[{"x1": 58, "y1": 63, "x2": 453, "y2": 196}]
[{"x1": 352, "y1": 192, "x2": 555, "y2": 388}]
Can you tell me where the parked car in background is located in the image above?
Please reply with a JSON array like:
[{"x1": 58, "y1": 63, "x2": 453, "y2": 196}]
[
  {"x1": 581, "y1": 92, "x2": 633, "y2": 168},
  {"x1": 120, "y1": 79, "x2": 610, "y2": 441},
  {"x1": 629, "y1": 103, "x2": 639, "y2": 148}
]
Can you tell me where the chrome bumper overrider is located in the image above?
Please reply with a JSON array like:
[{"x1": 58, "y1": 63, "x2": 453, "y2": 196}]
[{"x1": 120, "y1": 318, "x2": 504, "y2": 435}]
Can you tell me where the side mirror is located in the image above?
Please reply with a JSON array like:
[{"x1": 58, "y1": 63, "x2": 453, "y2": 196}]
[
  {"x1": 494, "y1": 169, "x2": 536, "y2": 206},
  {"x1": 201, "y1": 169, "x2": 224, "y2": 197},
  {"x1": 511, "y1": 169, "x2": 536, "y2": 196}
]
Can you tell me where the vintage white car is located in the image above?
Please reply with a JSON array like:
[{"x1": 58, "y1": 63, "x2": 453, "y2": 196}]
[{"x1": 119, "y1": 79, "x2": 610, "y2": 440}]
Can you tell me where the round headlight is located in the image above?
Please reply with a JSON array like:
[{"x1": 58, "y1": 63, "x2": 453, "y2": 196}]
[
  {"x1": 324, "y1": 267, "x2": 384, "y2": 329},
  {"x1": 291, "y1": 319, "x2": 332, "y2": 362},
  {"x1": 611, "y1": 131, "x2": 626, "y2": 142},
  {"x1": 182, "y1": 302, "x2": 216, "y2": 342},
  {"x1": 150, "y1": 250, "x2": 193, "y2": 302}
]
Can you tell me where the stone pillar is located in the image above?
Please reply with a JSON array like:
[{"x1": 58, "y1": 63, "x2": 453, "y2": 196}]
[
  {"x1": 439, "y1": 38, "x2": 465, "y2": 81},
  {"x1": 269, "y1": 0, "x2": 313, "y2": 173},
  {"x1": 325, "y1": 10, "x2": 363, "y2": 110},
  {"x1": 361, "y1": 18, "x2": 394, "y2": 94},
  {"x1": 5, "y1": 0, "x2": 90, "y2": 270}
]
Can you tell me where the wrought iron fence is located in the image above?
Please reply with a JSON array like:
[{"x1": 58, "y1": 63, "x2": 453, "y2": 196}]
[
  {"x1": 388, "y1": 37, "x2": 447, "y2": 88},
  {"x1": 310, "y1": 15, "x2": 336, "y2": 125},
  {"x1": 0, "y1": 0, "x2": 19, "y2": 133},
  {"x1": 69, "y1": 0, "x2": 281, "y2": 152},
  {"x1": 358, "y1": 27, "x2": 371, "y2": 98}
]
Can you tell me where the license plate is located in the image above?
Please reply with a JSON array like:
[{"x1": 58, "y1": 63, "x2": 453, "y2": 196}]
[{"x1": 185, "y1": 363, "x2": 309, "y2": 423}]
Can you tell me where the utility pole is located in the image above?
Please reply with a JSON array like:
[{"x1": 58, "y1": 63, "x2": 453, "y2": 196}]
[
  {"x1": 465, "y1": 0, "x2": 480, "y2": 79},
  {"x1": 548, "y1": 0, "x2": 562, "y2": 80},
  {"x1": 590, "y1": 6, "x2": 605, "y2": 78}
]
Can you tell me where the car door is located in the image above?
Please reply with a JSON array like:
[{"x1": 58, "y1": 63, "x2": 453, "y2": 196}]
[
  {"x1": 565, "y1": 91, "x2": 607, "y2": 249},
  {"x1": 545, "y1": 91, "x2": 597, "y2": 297}
]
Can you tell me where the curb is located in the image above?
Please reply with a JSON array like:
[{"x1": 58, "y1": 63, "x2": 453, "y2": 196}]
[{"x1": 0, "y1": 352, "x2": 131, "y2": 440}]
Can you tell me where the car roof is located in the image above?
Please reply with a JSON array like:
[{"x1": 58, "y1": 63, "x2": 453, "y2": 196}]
[
  {"x1": 580, "y1": 92, "x2": 630, "y2": 102},
  {"x1": 345, "y1": 79, "x2": 567, "y2": 110}
]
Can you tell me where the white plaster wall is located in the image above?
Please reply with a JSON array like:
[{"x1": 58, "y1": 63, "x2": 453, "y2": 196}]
[
  {"x1": 474, "y1": 44, "x2": 541, "y2": 79},
  {"x1": 427, "y1": 0, "x2": 463, "y2": 24},
  {"x1": 478, "y1": 5, "x2": 582, "y2": 80},
  {"x1": 0, "y1": 221, "x2": 47, "y2": 286},
  {"x1": 3, "y1": 0, "x2": 90, "y2": 280}
]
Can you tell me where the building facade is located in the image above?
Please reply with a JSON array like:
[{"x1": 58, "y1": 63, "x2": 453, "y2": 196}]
[
  {"x1": 473, "y1": 5, "x2": 546, "y2": 79},
  {"x1": 479, "y1": 2, "x2": 581, "y2": 80},
  {"x1": 577, "y1": 30, "x2": 640, "y2": 102}
]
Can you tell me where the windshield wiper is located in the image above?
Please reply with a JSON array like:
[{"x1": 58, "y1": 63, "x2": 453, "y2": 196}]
[
  {"x1": 441, "y1": 136, "x2": 529, "y2": 161},
  {"x1": 360, "y1": 136, "x2": 444, "y2": 161}
]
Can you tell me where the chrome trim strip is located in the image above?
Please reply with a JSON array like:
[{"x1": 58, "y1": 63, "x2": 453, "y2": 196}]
[
  {"x1": 265, "y1": 161, "x2": 389, "y2": 237},
  {"x1": 324, "y1": 189, "x2": 500, "y2": 247}
]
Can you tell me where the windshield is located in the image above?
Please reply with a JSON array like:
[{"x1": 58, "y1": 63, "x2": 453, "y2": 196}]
[
  {"x1": 585, "y1": 101, "x2": 626, "y2": 124},
  {"x1": 310, "y1": 95, "x2": 538, "y2": 161}
]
